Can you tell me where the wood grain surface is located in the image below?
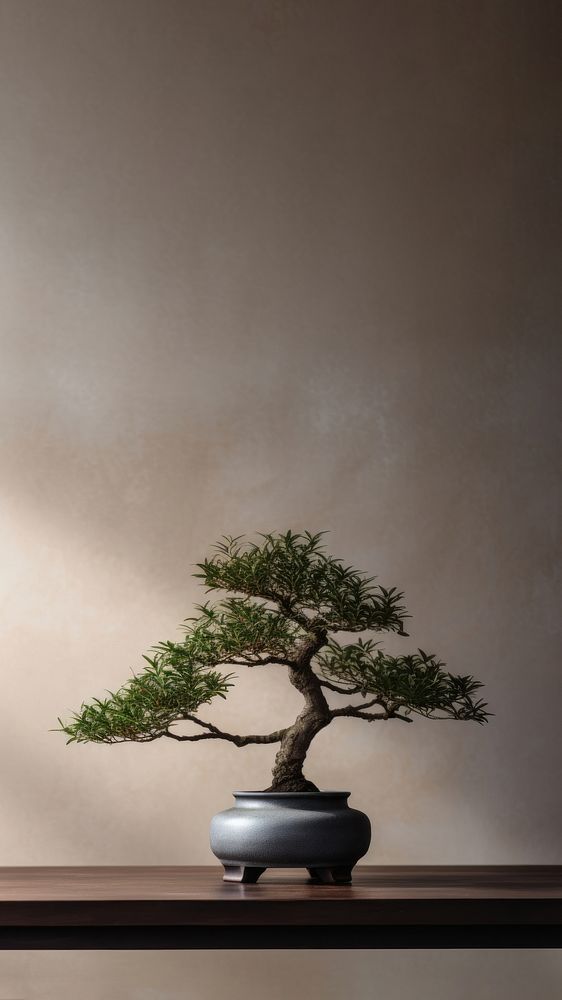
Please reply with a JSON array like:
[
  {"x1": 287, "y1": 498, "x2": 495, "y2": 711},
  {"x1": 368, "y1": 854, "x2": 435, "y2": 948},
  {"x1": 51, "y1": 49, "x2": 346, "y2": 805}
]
[{"x1": 1, "y1": 866, "x2": 560, "y2": 949}]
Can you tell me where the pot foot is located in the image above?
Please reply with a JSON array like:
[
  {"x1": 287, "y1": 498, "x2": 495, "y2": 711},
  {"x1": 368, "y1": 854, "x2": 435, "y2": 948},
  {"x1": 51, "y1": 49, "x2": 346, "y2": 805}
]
[
  {"x1": 222, "y1": 865, "x2": 267, "y2": 883},
  {"x1": 307, "y1": 866, "x2": 353, "y2": 884}
]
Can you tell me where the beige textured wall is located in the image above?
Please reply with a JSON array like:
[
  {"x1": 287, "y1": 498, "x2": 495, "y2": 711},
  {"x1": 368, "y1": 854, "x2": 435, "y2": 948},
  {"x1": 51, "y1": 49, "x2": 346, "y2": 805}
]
[{"x1": 1, "y1": 0, "x2": 561, "y2": 996}]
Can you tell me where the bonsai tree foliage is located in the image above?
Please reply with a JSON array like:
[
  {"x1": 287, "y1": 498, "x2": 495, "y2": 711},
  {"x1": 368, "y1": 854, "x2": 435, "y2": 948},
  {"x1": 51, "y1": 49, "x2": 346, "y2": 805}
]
[{"x1": 59, "y1": 531, "x2": 489, "y2": 791}]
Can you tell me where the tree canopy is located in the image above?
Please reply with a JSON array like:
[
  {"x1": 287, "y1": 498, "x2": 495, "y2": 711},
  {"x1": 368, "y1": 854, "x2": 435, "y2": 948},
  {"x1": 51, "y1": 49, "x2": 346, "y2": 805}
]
[{"x1": 59, "y1": 531, "x2": 489, "y2": 787}]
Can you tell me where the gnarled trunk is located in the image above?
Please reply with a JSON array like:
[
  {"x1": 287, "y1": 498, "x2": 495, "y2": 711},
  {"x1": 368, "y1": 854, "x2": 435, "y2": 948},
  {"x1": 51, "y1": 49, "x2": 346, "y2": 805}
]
[
  {"x1": 267, "y1": 710, "x2": 329, "y2": 790},
  {"x1": 266, "y1": 639, "x2": 331, "y2": 792}
]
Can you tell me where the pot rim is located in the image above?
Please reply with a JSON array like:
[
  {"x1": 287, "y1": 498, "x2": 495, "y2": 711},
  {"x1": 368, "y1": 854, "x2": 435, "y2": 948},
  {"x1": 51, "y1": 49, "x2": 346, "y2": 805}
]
[{"x1": 232, "y1": 790, "x2": 351, "y2": 797}]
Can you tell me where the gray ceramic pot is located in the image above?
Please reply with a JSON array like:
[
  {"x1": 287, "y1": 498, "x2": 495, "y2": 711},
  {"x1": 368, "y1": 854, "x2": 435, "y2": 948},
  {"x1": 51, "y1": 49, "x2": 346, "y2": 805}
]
[{"x1": 210, "y1": 791, "x2": 371, "y2": 883}]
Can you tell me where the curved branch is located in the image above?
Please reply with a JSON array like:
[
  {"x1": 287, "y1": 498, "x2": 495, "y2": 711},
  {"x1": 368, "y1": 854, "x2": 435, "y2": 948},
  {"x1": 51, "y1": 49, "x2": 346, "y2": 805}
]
[
  {"x1": 227, "y1": 655, "x2": 295, "y2": 668},
  {"x1": 163, "y1": 730, "x2": 221, "y2": 742},
  {"x1": 331, "y1": 699, "x2": 382, "y2": 716},
  {"x1": 356, "y1": 710, "x2": 411, "y2": 723},
  {"x1": 318, "y1": 678, "x2": 364, "y2": 695},
  {"x1": 331, "y1": 700, "x2": 413, "y2": 724},
  {"x1": 164, "y1": 714, "x2": 288, "y2": 746}
]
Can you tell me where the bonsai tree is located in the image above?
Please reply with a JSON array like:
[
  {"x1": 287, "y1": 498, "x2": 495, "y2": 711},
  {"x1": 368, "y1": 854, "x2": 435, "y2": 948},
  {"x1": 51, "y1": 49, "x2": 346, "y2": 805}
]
[{"x1": 59, "y1": 531, "x2": 489, "y2": 791}]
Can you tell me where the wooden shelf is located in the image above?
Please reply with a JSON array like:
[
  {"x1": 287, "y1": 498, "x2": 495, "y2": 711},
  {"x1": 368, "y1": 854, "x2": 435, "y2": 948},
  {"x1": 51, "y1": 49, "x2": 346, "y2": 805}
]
[{"x1": 1, "y1": 865, "x2": 560, "y2": 949}]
